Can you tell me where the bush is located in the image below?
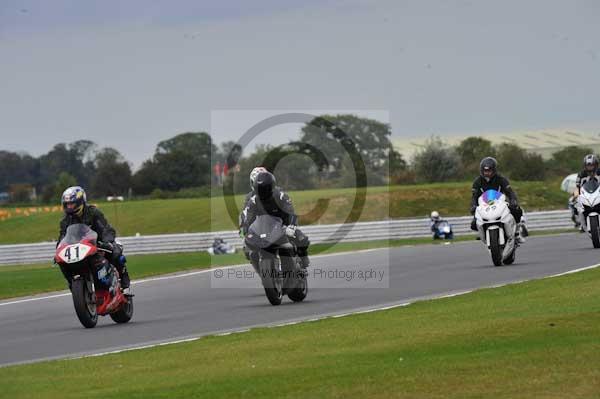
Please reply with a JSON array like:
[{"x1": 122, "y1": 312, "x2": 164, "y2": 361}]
[
  {"x1": 547, "y1": 146, "x2": 594, "y2": 176},
  {"x1": 412, "y1": 137, "x2": 462, "y2": 183},
  {"x1": 455, "y1": 137, "x2": 496, "y2": 178},
  {"x1": 495, "y1": 143, "x2": 545, "y2": 181},
  {"x1": 149, "y1": 188, "x2": 168, "y2": 200}
]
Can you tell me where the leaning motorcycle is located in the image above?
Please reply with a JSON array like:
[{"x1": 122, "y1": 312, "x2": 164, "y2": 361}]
[
  {"x1": 55, "y1": 224, "x2": 133, "y2": 328},
  {"x1": 244, "y1": 215, "x2": 308, "y2": 306},
  {"x1": 475, "y1": 190, "x2": 517, "y2": 266},
  {"x1": 577, "y1": 177, "x2": 600, "y2": 248}
]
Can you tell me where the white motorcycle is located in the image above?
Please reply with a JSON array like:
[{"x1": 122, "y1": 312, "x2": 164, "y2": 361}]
[
  {"x1": 475, "y1": 190, "x2": 517, "y2": 266},
  {"x1": 577, "y1": 177, "x2": 600, "y2": 248}
]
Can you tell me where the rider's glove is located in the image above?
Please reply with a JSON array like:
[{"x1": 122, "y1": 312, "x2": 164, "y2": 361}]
[
  {"x1": 102, "y1": 241, "x2": 115, "y2": 252},
  {"x1": 285, "y1": 225, "x2": 297, "y2": 238}
]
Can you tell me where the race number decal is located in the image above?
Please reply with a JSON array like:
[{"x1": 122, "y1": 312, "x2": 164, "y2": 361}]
[{"x1": 59, "y1": 244, "x2": 92, "y2": 264}]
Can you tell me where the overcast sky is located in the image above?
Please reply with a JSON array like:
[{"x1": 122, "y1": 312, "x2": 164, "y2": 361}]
[{"x1": 1, "y1": 0, "x2": 599, "y2": 169}]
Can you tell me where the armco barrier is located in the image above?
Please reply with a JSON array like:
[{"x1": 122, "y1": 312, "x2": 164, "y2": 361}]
[{"x1": 0, "y1": 210, "x2": 573, "y2": 265}]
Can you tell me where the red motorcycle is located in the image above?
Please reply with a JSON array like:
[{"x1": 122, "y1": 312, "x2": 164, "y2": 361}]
[{"x1": 55, "y1": 224, "x2": 133, "y2": 328}]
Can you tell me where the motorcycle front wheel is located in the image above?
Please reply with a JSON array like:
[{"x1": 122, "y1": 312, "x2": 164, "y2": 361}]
[
  {"x1": 72, "y1": 273, "x2": 98, "y2": 328},
  {"x1": 488, "y1": 229, "x2": 503, "y2": 267},
  {"x1": 260, "y1": 257, "x2": 282, "y2": 306},
  {"x1": 590, "y1": 216, "x2": 600, "y2": 248}
]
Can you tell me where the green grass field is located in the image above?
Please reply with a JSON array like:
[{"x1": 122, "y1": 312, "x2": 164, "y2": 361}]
[
  {"x1": 1, "y1": 261, "x2": 598, "y2": 398},
  {"x1": 0, "y1": 180, "x2": 567, "y2": 244}
]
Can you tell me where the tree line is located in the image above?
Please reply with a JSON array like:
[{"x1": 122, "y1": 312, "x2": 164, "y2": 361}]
[
  {"x1": 0, "y1": 114, "x2": 592, "y2": 204},
  {"x1": 401, "y1": 136, "x2": 592, "y2": 184}
]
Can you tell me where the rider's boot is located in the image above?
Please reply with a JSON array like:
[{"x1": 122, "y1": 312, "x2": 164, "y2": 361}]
[
  {"x1": 114, "y1": 261, "x2": 130, "y2": 294},
  {"x1": 519, "y1": 221, "x2": 529, "y2": 238},
  {"x1": 120, "y1": 266, "x2": 131, "y2": 290},
  {"x1": 471, "y1": 218, "x2": 482, "y2": 240},
  {"x1": 470, "y1": 217, "x2": 477, "y2": 232},
  {"x1": 515, "y1": 226, "x2": 524, "y2": 245}
]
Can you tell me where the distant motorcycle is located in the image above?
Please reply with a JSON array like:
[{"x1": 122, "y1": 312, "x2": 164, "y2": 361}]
[
  {"x1": 474, "y1": 190, "x2": 517, "y2": 266},
  {"x1": 432, "y1": 220, "x2": 454, "y2": 240},
  {"x1": 245, "y1": 215, "x2": 308, "y2": 306},
  {"x1": 577, "y1": 177, "x2": 600, "y2": 248},
  {"x1": 55, "y1": 224, "x2": 133, "y2": 328},
  {"x1": 208, "y1": 238, "x2": 236, "y2": 255}
]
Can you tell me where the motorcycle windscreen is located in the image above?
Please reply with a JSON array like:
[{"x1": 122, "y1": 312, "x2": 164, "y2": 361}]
[
  {"x1": 479, "y1": 189, "x2": 502, "y2": 205},
  {"x1": 246, "y1": 215, "x2": 286, "y2": 249},
  {"x1": 583, "y1": 178, "x2": 600, "y2": 194},
  {"x1": 59, "y1": 223, "x2": 98, "y2": 247}
]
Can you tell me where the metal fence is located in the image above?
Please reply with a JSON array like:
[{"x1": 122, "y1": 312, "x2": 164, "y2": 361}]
[{"x1": 0, "y1": 210, "x2": 574, "y2": 266}]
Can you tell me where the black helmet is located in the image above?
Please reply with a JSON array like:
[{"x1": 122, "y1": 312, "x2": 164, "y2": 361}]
[
  {"x1": 249, "y1": 166, "x2": 268, "y2": 190},
  {"x1": 583, "y1": 154, "x2": 599, "y2": 173},
  {"x1": 480, "y1": 157, "x2": 497, "y2": 181},
  {"x1": 253, "y1": 171, "x2": 276, "y2": 200}
]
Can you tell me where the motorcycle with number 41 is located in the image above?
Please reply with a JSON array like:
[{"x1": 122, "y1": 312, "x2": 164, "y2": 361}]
[
  {"x1": 55, "y1": 224, "x2": 133, "y2": 328},
  {"x1": 475, "y1": 190, "x2": 518, "y2": 266},
  {"x1": 244, "y1": 215, "x2": 308, "y2": 306},
  {"x1": 577, "y1": 177, "x2": 600, "y2": 248}
]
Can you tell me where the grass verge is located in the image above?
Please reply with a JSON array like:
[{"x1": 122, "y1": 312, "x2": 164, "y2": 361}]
[{"x1": 1, "y1": 259, "x2": 599, "y2": 398}]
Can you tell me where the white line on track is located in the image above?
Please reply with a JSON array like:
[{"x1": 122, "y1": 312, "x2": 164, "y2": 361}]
[
  {"x1": 0, "y1": 292, "x2": 71, "y2": 307},
  {"x1": 546, "y1": 263, "x2": 600, "y2": 277}
]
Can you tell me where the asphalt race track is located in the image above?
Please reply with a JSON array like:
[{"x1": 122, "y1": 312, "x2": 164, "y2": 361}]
[{"x1": 1, "y1": 233, "x2": 598, "y2": 367}]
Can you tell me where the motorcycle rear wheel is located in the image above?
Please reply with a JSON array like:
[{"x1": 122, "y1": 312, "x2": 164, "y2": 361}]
[
  {"x1": 110, "y1": 296, "x2": 134, "y2": 324},
  {"x1": 288, "y1": 269, "x2": 308, "y2": 302}
]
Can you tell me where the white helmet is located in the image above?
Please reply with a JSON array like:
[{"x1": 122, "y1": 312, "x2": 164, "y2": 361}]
[
  {"x1": 430, "y1": 211, "x2": 440, "y2": 221},
  {"x1": 250, "y1": 166, "x2": 268, "y2": 189}
]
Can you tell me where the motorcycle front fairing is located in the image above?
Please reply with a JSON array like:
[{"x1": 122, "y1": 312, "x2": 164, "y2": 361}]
[
  {"x1": 55, "y1": 224, "x2": 99, "y2": 268},
  {"x1": 438, "y1": 221, "x2": 452, "y2": 234},
  {"x1": 475, "y1": 190, "x2": 516, "y2": 258},
  {"x1": 578, "y1": 178, "x2": 600, "y2": 233},
  {"x1": 245, "y1": 215, "x2": 288, "y2": 251}
]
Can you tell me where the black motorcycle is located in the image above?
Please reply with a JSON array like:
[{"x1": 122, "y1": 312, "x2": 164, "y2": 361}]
[{"x1": 245, "y1": 215, "x2": 308, "y2": 305}]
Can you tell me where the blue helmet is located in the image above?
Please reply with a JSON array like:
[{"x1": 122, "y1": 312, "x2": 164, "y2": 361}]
[{"x1": 61, "y1": 186, "x2": 87, "y2": 217}]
